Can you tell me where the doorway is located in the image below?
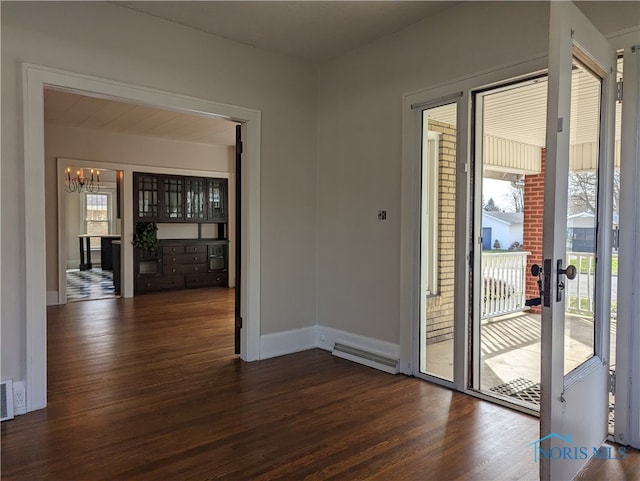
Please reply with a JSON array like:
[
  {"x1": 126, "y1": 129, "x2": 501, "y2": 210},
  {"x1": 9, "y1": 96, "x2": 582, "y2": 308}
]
[
  {"x1": 472, "y1": 75, "x2": 549, "y2": 410},
  {"x1": 24, "y1": 65, "x2": 262, "y2": 412},
  {"x1": 60, "y1": 166, "x2": 123, "y2": 303},
  {"x1": 470, "y1": 56, "x2": 624, "y2": 420}
]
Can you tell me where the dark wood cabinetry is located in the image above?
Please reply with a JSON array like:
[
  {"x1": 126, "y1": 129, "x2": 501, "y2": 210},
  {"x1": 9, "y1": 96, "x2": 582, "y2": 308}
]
[
  {"x1": 133, "y1": 172, "x2": 229, "y2": 295},
  {"x1": 134, "y1": 172, "x2": 228, "y2": 224},
  {"x1": 134, "y1": 240, "x2": 228, "y2": 294}
]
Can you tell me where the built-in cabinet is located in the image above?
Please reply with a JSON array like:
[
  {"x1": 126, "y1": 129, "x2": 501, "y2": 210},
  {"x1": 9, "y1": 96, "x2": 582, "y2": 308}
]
[
  {"x1": 134, "y1": 240, "x2": 229, "y2": 294},
  {"x1": 133, "y1": 172, "x2": 229, "y2": 295},
  {"x1": 134, "y1": 172, "x2": 227, "y2": 223}
]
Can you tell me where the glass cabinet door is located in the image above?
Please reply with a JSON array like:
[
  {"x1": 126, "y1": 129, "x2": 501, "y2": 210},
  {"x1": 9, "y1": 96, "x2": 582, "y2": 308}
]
[
  {"x1": 185, "y1": 177, "x2": 206, "y2": 220},
  {"x1": 162, "y1": 176, "x2": 184, "y2": 220},
  {"x1": 207, "y1": 179, "x2": 227, "y2": 221},
  {"x1": 207, "y1": 244, "x2": 227, "y2": 271},
  {"x1": 135, "y1": 174, "x2": 158, "y2": 220}
]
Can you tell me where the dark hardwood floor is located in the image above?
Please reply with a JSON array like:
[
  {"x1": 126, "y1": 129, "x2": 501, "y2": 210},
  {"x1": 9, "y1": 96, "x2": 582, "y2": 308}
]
[{"x1": 1, "y1": 288, "x2": 638, "y2": 480}]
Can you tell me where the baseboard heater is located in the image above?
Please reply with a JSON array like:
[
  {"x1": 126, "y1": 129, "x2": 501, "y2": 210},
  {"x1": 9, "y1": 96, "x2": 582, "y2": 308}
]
[
  {"x1": 332, "y1": 340, "x2": 399, "y2": 374},
  {"x1": 1, "y1": 380, "x2": 14, "y2": 421}
]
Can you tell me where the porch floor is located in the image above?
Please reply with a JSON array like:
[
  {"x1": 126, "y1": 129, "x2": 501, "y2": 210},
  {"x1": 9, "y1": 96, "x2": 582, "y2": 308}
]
[{"x1": 426, "y1": 311, "x2": 616, "y2": 411}]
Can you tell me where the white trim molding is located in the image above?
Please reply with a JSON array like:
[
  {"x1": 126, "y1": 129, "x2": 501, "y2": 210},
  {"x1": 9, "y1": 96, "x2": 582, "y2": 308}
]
[
  {"x1": 259, "y1": 325, "x2": 401, "y2": 376},
  {"x1": 46, "y1": 291, "x2": 59, "y2": 307},
  {"x1": 260, "y1": 327, "x2": 318, "y2": 360},
  {"x1": 23, "y1": 63, "x2": 262, "y2": 412}
]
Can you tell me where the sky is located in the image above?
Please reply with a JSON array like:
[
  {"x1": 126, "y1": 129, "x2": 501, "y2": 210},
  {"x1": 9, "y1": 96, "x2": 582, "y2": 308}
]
[{"x1": 483, "y1": 178, "x2": 518, "y2": 212}]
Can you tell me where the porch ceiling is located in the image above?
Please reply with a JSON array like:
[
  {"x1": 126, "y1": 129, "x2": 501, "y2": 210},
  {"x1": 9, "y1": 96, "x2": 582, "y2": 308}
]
[{"x1": 429, "y1": 58, "x2": 623, "y2": 149}]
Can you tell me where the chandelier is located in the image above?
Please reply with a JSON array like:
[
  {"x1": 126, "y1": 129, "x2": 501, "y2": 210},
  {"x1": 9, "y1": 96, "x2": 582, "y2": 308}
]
[{"x1": 65, "y1": 167, "x2": 100, "y2": 193}]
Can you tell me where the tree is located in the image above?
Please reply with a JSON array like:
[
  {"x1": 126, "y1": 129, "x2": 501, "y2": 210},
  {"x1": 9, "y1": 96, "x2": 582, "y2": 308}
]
[
  {"x1": 568, "y1": 170, "x2": 620, "y2": 216},
  {"x1": 483, "y1": 197, "x2": 500, "y2": 212},
  {"x1": 508, "y1": 181, "x2": 524, "y2": 213}
]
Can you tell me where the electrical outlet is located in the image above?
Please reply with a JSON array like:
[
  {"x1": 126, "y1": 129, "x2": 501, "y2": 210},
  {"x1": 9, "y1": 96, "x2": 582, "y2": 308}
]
[
  {"x1": 13, "y1": 381, "x2": 26, "y2": 414},
  {"x1": 378, "y1": 210, "x2": 387, "y2": 220}
]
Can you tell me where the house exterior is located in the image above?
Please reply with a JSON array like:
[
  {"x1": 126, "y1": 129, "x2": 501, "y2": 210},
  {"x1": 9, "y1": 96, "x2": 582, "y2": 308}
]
[
  {"x1": 567, "y1": 212, "x2": 596, "y2": 252},
  {"x1": 482, "y1": 212, "x2": 523, "y2": 250},
  {"x1": 2, "y1": 1, "x2": 639, "y2": 463}
]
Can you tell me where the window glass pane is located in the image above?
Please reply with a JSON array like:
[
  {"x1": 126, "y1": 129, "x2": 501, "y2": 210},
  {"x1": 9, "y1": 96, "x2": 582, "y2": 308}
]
[
  {"x1": 563, "y1": 60, "x2": 602, "y2": 375},
  {"x1": 85, "y1": 193, "x2": 110, "y2": 243},
  {"x1": 420, "y1": 102, "x2": 457, "y2": 381}
]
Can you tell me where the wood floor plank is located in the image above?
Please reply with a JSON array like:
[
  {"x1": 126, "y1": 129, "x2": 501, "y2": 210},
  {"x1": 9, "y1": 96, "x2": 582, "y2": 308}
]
[{"x1": 1, "y1": 288, "x2": 638, "y2": 480}]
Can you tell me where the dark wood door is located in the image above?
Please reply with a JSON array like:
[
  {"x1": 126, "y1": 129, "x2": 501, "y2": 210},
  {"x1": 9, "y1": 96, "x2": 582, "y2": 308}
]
[{"x1": 235, "y1": 124, "x2": 242, "y2": 355}]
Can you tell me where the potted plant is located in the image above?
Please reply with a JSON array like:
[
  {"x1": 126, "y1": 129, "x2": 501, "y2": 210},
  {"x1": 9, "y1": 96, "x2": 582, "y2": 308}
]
[{"x1": 132, "y1": 222, "x2": 158, "y2": 257}]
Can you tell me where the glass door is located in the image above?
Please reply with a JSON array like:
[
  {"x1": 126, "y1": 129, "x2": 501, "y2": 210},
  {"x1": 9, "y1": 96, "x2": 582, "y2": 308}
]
[
  {"x1": 540, "y1": 3, "x2": 617, "y2": 479},
  {"x1": 472, "y1": 76, "x2": 548, "y2": 411}
]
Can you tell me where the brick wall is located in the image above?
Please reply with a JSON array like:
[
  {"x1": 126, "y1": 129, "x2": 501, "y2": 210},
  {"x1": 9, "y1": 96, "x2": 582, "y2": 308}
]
[
  {"x1": 523, "y1": 149, "x2": 545, "y2": 312},
  {"x1": 425, "y1": 120, "x2": 456, "y2": 343}
]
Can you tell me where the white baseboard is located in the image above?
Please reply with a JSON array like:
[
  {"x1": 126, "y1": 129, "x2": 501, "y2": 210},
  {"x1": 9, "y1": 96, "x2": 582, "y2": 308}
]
[
  {"x1": 47, "y1": 291, "x2": 60, "y2": 306},
  {"x1": 260, "y1": 326, "x2": 318, "y2": 360},
  {"x1": 259, "y1": 324, "x2": 400, "y2": 375},
  {"x1": 67, "y1": 260, "x2": 80, "y2": 270}
]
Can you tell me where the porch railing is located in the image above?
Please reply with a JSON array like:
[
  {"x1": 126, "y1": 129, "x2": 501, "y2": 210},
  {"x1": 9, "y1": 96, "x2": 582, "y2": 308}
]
[
  {"x1": 565, "y1": 251, "x2": 619, "y2": 319},
  {"x1": 481, "y1": 251, "x2": 530, "y2": 319}
]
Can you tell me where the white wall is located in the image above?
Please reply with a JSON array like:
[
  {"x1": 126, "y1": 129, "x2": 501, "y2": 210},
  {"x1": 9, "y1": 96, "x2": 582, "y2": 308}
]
[
  {"x1": 1, "y1": 1, "x2": 318, "y2": 383},
  {"x1": 46, "y1": 123, "x2": 234, "y2": 292}
]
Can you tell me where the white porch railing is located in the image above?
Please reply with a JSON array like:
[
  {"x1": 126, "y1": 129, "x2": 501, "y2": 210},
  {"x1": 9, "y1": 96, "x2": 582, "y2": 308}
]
[
  {"x1": 481, "y1": 251, "x2": 530, "y2": 319},
  {"x1": 565, "y1": 251, "x2": 619, "y2": 319},
  {"x1": 565, "y1": 251, "x2": 596, "y2": 316}
]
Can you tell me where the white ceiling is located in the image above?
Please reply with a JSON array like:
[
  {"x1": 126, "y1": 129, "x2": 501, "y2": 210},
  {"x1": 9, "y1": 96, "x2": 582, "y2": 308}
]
[
  {"x1": 44, "y1": 88, "x2": 238, "y2": 146},
  {"x1": 45, "y1": 3, "x2": 626, "y2": 148},
  {"x1": 113, "y1": 1, "x2": 458, "y2": 62}
]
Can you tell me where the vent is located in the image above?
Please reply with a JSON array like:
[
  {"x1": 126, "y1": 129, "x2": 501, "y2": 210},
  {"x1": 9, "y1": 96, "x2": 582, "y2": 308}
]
[
  {"x1": 1, "y1": 380, "x2": 14, "y2": 421},
  {"x1": 332, "y1": 341, "x2": 399, "y2": 374}
]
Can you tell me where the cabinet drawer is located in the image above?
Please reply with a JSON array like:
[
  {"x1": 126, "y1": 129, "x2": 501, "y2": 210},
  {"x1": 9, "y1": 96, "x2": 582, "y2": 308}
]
[
  {"x1": 163, "y1": 253, "x2": 205, "y2": 265},
  {"x1": 136, "y1": 275, "x2": 185, "y2": 292},
  {"x1": 164, "y1": 263, "x2": 207, "y2": 275},
  {"x1": 184, "y1": 245, "x2": 206, "y2": 254},
  {"x1": 185, "y1": 272, "x2": 228, "y2": 288},
  {"x1": 162, "y1": 245, "x2": 185, "y2": 255}
]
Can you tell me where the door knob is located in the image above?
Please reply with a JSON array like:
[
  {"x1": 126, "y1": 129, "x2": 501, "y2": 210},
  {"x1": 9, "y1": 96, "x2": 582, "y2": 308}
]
[
  {"x1": 559, "y1": 264, "x2": 577, "y2": 280},
  {"x1": 556, "y1": 259, "x2": 577, "y2": 302}
]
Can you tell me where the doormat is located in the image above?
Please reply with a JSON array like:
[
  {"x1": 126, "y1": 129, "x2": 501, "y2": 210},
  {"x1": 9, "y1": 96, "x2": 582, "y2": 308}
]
[
  {"x1": 490, "y1": 377, "x2": 540, "y2": 405},
  {"x1": 492, "y1": 378, "x2": 615, "y2": 427}
]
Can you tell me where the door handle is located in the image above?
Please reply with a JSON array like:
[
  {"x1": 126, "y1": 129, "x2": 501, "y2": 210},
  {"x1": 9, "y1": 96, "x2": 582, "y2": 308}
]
[
  {"x1": 556, "y1": 259, "x2": 577, "y2": 302},
  {"x1": 525, "y1": 263, "x2": 543, "y2": 307}
]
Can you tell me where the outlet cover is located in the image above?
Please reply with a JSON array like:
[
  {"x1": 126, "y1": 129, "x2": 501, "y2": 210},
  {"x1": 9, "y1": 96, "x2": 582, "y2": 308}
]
[{"x1": 13, "y1": 381, "x2": 26, "y2": 415}]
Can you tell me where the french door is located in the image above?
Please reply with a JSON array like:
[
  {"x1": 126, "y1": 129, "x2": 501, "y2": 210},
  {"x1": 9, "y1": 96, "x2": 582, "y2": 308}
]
[{"x1": 540, "y1": 3, "x2": 617, "y2": 480}]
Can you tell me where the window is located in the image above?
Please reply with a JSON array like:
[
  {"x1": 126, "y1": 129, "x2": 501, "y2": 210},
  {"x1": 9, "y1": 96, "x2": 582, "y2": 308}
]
[{"x1": 84, "y1": 193, "x2": 111, "y2": 245}]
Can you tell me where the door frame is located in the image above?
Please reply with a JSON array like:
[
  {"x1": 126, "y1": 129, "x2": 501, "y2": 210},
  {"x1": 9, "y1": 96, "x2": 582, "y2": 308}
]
[
  {"x1": 23, "y1": 63, "x2": 262, "y2": 412},
  {"x1": 401, "y1": 56, "x2": 548, "y2": 390},
  {"x1": 615, "y1": 42, "x2": 640, "y2": 449},
  {"x1": 469, "y1": 73, "x2": 549, "y2": 414}
]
